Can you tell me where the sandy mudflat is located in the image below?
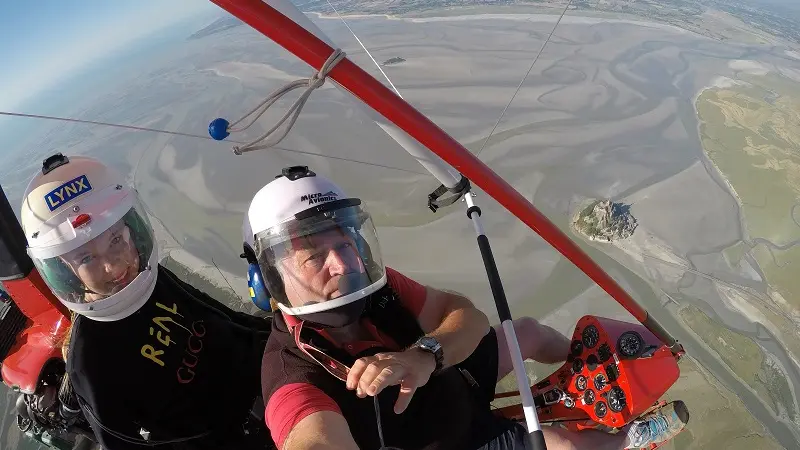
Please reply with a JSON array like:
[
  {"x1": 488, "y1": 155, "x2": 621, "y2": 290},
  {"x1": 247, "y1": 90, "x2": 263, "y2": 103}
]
[{"x1": 622, "y1": 160, "x2": 741, "y2": 257}]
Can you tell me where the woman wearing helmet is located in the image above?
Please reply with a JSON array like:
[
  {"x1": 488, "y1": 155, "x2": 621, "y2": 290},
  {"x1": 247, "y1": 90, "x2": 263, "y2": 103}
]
[
  {"x1": 20, "y1": 153, "x2": 276, "y2": 450},
  {"x1": 250, "y1": 166, "x2": 689, "y2": 450}
]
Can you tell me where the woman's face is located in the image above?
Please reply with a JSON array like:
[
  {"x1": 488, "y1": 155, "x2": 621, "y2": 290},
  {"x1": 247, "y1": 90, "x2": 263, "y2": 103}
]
[{"x1": 62, "y1": 221, "x2": 140, "y2": 300}]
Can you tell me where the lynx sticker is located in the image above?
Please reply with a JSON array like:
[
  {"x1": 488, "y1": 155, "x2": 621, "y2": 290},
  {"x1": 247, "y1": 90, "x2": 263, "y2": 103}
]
[{"x1": 44, "y1": 175, "x2": 92, "y2": 211}]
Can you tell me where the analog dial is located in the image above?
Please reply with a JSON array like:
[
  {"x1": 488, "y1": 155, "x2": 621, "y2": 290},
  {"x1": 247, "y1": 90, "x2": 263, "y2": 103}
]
[
  {"x1": 618, "y1": 331, "x2": 643, "y2": 358},
  {"x1": 575, "y1": 375, "x2": 587, "y2": 391},
  {"x1": 595, "y1": 401, "x2": 608, "y2": 418},
  {"x1": 594, "y1": 373, "x2": 607, "y2": 391},
  {"x1": 570, "y1": 340, "x2": 583, "y2": 357},
  {"x1": 582, "y1": 325, "x2": 600, "y2": 349},
  {"x1": 608, "y1": 387, "x2": 627, "y2": 413},
  {"x1": 572, "y1": 358, "x2": 584, "y2": 374},
  {"x1": 583, "y1": 389, "x2": 595, "y2": 405}
]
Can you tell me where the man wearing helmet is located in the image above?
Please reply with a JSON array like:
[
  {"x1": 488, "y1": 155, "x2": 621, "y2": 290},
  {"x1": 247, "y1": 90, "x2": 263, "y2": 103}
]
[
  {"x1": 20, "y1": 153, "x2": 276, "y2": 450},
  {"x1": 249, "y1": 166, "x2": 688, "y2": 450}
]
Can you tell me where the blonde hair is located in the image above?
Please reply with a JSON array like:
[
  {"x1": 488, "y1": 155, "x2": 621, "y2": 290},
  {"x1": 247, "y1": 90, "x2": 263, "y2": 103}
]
[{"x1": 57, "y1": 313, "x2": 77, "y2": 362}]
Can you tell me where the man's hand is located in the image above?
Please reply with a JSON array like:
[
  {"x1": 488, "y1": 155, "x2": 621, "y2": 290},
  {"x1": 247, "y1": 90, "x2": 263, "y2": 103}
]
[{"x1": 346, "y1": 349, "x2": 436, "y2": 414}]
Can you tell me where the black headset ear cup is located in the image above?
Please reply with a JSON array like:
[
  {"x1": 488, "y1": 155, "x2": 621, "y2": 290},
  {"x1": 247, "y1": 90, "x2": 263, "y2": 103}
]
[{"x1": 241, "y1": 242, "x2": 258, "y2": 264}]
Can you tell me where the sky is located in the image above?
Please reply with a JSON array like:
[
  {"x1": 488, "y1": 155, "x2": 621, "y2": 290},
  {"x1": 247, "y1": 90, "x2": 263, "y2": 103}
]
[{"x1": 0, "y1": 0, "x2": 219, "y2": 112}]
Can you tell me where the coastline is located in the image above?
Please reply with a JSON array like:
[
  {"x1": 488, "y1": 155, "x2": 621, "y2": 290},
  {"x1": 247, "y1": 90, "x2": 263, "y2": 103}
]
[
  {"x1": 690, "y1": 72, "x2": 751, "y2": 247},
  {"x1": 307, "y1": 10, "x2": 691, "y2": 36}
]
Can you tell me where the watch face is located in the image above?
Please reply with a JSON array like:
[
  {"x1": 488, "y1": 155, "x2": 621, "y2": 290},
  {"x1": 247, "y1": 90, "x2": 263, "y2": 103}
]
[{"x1": 419, "y1": 337, "x2": 441, "y2": 351}]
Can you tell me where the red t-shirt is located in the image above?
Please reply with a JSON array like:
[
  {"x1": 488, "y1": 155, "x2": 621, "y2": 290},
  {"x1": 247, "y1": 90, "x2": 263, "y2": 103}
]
[{"x1": 264, "y1": 267, "x2": 427, "y2": 448}]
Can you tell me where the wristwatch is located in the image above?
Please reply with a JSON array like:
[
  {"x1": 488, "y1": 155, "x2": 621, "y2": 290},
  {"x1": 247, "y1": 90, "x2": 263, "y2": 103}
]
[{"x1": 412, "y1": 336, "x2": 444, "y2": 374}]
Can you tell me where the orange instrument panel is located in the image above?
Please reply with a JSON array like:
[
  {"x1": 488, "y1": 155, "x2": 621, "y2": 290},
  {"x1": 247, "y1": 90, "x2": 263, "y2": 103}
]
[{"x1": 495, "y1": 315, "x2": 680, "y2": 429}]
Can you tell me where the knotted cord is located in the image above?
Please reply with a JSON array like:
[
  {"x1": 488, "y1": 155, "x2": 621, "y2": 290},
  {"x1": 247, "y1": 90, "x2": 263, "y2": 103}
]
[{"x1": 225, "y1": 49, "x2": 347, "y2": 155}]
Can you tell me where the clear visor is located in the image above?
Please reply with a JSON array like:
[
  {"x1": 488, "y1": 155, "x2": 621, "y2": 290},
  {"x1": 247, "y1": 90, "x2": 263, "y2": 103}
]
[
  {"x1": 30, "y1": 204, "x2": 155, "y2": 306},
  {"x1": 254, "y1": 204, "x2": 385, "y2": 308}
]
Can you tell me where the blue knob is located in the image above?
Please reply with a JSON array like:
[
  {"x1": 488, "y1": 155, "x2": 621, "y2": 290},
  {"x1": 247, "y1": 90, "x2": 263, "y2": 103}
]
[{"x1": 208, "y1": 118, "x2": 230, "y2": 140}]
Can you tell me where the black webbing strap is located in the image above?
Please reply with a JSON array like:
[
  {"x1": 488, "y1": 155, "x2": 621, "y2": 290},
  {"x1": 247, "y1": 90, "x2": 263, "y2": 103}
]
[{"x1": 427, "y1": 176, "x2": 471, "y2": 213}]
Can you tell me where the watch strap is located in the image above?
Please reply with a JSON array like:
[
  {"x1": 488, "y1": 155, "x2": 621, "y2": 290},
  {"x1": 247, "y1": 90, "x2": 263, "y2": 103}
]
[{"x1": 412, "y1": 336, "x2": 444, "y2": 374}]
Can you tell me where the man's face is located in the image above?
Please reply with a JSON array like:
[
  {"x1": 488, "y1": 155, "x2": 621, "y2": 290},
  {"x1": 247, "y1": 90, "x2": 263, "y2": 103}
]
[
  {"x1": 277, "y1": 227, "x2": 365, "y2": 307},
  {"x1": 62, "y1": 221, "x2": 140, "y2": 300}
]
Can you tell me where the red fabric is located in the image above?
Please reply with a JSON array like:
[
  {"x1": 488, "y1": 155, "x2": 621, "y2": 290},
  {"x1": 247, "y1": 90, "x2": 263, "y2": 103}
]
[
  {"x1": 265, "y1": 382, "x2": 342, "y2": 449},
  {"x1": 385, "y1": 266, "x2": 427, "y2": 318},
  {"x1": 264, "y1": 267, "x2": 428, "y2": 447},
  {"x1": 317, "y1": 319, "x2": 402, "y2": 356}
]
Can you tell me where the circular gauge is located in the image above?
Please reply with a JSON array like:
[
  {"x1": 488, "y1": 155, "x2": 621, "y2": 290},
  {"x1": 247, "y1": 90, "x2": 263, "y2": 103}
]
[
  {"x1": 582, "y1": 325, "x2": 600, "y2": 349},
  {"x1": 583, "y1": 389, "x2": 595, "y2": 405},
  {"x1": 570, "y1": 340, "x2": 583, "y2": 357},
  {"x1": 564, "y1": 397, "x2": 575, "y2": 409},
  {"x1": 572, "y1": 358, "x2": 584, "y2": 374},
  {"x1": 598, "y1": 343, "x2": 612, "y2": 363},
  {"x1": 595, "y1": 401, "x2": 608, "y2": 419},
  {"x1": 575, "y1": 375, "x2": 587, "y2": 391},
  {"x1": 586, "y1": 354, "x2": 599, "y2": 371},
  {"x1": 608, "y1": 387, "x2": 627, "y2": 413},
  {"x1": 594, "y1": 373, "x2": 607, "y2": 391},
  {"x1": 617, "y1": 331, "x2": 643, "y2": 358}
]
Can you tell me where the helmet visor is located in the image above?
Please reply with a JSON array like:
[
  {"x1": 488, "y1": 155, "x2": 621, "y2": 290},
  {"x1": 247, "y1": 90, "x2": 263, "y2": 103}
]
[
  {"x1": 29, "y1": 201, "x2": 155, "y2": 306},
  {"x1": 254, "y1": 203, "x2": 385, "y2": 308}
]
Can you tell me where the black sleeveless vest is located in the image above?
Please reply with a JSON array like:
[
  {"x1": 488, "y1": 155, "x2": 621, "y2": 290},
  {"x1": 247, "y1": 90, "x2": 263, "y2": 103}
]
[{"x1": 261, "y1": 283, "x2": 507, "y2": 450}]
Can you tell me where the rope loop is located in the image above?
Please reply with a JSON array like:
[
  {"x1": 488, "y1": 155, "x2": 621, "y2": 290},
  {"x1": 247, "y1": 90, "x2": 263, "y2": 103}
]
[{"x1": 227, "y1": 48, "x2": 347, "y2": 155}]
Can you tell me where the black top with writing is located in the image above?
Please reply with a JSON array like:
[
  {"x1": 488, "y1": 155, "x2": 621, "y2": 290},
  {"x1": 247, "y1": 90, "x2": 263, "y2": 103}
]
[{"x1": 68, "y1": 265, "x2": 274, "y2": 450}]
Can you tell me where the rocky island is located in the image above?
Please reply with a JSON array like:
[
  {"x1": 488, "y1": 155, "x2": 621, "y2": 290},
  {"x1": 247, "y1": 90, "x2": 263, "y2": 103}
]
[
  {"x1": 381, "y1": 57, "x2": 406, "y2": 66},
  {"x1": 572, "y1": 200, "x2": 637, "y2": 242}
]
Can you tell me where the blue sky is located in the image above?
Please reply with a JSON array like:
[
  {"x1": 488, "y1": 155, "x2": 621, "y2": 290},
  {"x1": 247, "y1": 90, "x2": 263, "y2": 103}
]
[{"x1": 0, "y1": 0, "x2": 218, "y2": 112}]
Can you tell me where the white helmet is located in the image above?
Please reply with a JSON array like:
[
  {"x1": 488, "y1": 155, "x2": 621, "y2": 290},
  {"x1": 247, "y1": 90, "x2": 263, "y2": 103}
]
[
  {"x1": 20, "y1": 154, "x2": 158, "y2": 322},
  {"x1": 243, "y1": 166, "x2": 386, "y2": 327}
]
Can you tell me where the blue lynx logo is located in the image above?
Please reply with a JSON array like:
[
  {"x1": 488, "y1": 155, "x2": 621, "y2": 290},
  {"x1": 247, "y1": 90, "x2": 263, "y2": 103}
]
[{"x1": 44, "y1": 175, "x2": 92, "y2": 211}]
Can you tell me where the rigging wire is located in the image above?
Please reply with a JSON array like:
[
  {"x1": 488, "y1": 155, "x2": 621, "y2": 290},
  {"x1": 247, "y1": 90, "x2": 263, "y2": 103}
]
[
  {"x1": 475, "y1": 0, "x2": 573, "y2": 159},
  {"x1": 0, "y1": 111, "x2": 218, "y2": 141},
  {"x1": 0, "y1": 110, "x2": 427, "y2": 175},
  {"x1": 325, "y1": 0, "x2": 403, "y2": 98}
]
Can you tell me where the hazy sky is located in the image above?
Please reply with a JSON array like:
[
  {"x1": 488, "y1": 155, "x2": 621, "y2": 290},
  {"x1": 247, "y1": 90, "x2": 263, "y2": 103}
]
[{"x1": 0, "y1": 0, "x2": 218, "y2": 112}]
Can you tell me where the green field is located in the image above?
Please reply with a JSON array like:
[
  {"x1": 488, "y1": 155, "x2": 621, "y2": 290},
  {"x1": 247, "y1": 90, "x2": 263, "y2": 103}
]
[
  {"x1": 678, "y1": 305, "x2": 795, "y2": 421},
  {"x1": 696, "y1": 72, "x2": 800, "y2": 311},
  {"x1": 665, "y1": 356, "x2": 784, "y2": 450}
]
